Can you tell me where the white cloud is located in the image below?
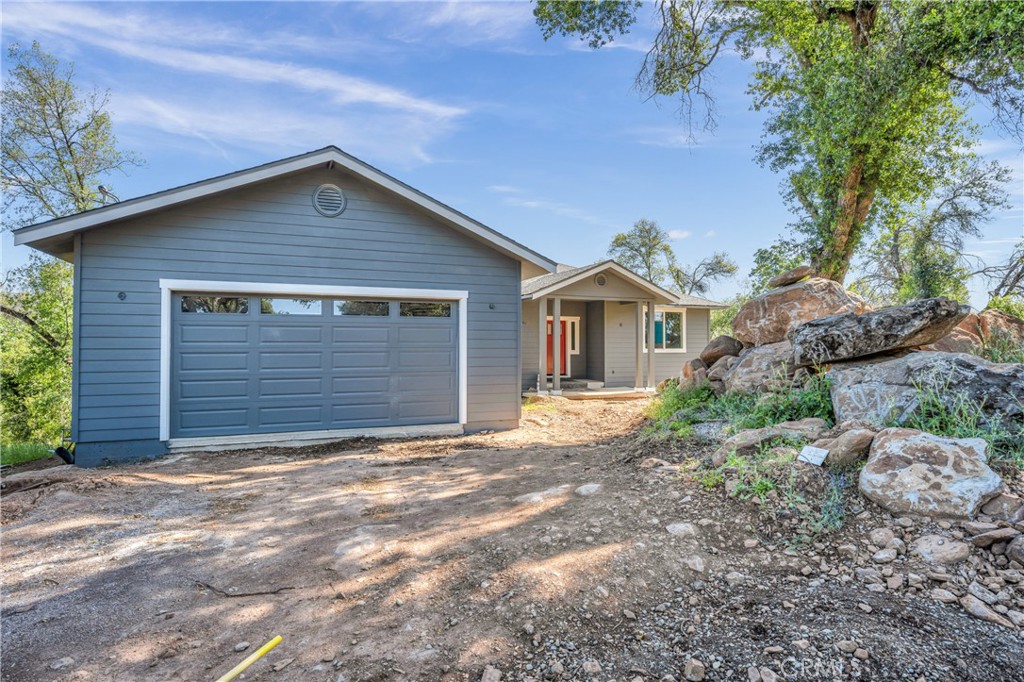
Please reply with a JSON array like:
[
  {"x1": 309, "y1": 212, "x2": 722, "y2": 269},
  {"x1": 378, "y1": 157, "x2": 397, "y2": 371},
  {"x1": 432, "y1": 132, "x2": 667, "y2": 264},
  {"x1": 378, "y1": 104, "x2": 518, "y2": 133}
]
[
  {"x1": 488, "y1": 185, "x2": 608, "y2": 226},
  {"x1": 3, "y1": 2, "x2": 466, "y2": 162},
  {"x1": 669, "y1": 230, "x2": 691, "y2": 240},
  {"x1": 487, "y1": 184, "x2": 521, "y2": 194},
  {"x1": 704, "y1": 230, "x2": 717, "y2": 237}
]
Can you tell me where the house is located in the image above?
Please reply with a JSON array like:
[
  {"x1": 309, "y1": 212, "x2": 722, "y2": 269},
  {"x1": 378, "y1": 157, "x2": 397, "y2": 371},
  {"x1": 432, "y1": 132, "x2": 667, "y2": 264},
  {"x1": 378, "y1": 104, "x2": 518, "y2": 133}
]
[{"x1": 14, "y1": 147, "x2": 723, "y2": 466}]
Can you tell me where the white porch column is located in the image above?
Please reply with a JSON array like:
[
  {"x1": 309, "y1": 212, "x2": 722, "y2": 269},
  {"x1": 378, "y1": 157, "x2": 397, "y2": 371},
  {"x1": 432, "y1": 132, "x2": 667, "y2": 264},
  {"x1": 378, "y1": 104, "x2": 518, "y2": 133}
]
[
  {"x1": 537, "y1": 297, "x2": 548, "y2": 393},
  {"x1": 646, "y1": 300, "x2": 656, "y2": 390},
  {"x1": 551, "y1": 297, "x2": 562, "y2": 394},
  {"x1": 634, "y1": 301, "x2": 644, "y2": 390}
]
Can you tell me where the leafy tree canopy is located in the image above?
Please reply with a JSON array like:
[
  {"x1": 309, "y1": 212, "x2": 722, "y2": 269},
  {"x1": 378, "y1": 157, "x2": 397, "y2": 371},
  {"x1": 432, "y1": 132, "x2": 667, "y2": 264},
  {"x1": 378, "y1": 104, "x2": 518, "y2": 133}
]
[{"x1": 536, "y1": 1, "x2": 1024, "y2": 283}]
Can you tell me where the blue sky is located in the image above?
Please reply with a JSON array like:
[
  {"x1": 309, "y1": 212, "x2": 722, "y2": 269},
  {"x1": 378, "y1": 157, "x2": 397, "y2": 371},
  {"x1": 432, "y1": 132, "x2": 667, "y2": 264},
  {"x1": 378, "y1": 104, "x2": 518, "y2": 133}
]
[{"x1": 2, "y1": 1, "x2": 1022, "y2": 307}]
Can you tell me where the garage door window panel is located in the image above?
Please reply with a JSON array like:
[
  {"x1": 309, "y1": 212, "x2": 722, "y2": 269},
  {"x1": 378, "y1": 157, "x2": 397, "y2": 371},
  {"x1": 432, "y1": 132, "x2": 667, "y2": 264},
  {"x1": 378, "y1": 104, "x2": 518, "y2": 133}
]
[
  {"x1": 400, "y1": 301, "x2": 451, "y2": 317},
  {"x1": 260, "y1": 298, "x2": 323, "y2": 315},
  {"x1": 181, "y1": 296, "x2": 249, "y2": 314},
  {"x1": 335, "y1": 300, "x2": 389, "y2": 316}
]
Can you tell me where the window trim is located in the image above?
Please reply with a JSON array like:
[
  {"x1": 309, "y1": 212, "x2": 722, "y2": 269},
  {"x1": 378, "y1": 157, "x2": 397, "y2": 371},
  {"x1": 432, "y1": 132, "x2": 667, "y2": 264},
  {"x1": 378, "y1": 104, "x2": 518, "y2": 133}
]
[
  {"x1": 159, "y1": 280, "x2": 469, "y2": 441},
  {"x1": 643, "y1": 308, "x2": 687, "y2": 353}
]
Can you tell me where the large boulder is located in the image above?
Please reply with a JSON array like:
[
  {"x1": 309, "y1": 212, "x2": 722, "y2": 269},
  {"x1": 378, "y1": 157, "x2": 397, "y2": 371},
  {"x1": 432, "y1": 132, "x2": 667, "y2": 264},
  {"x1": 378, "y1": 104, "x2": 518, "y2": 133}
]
[
  {"x1": 979, "y1": 308, "x2": 1024, "y2": 345},
  {"x1": 699, "y1": 335, "x2": 744, "y2": 366},
  {"x1": 828, "y1": 351, "x2": 1024, "y2": 427},
  {"x1": 767, "y1": 265, "x2": 815, "y2": 289},
  {"x1": 711, "y1": 418, "x2": 828, "y2": 466},
  {"x1": 791, "y1": 297, "x2": 970, "y2": 366},
  {"x1": 859, "y1": 428, "x2": 1003, "y2": 518},
  {"x1": 731, "y1": 278, "x2": 867, "y2": 346},
  {"x1": 706, "y1": 354, "x2": 739, "y2": 382},
  {"x1": 722, "y1": 341, "x2": 794, "y2": 394}
]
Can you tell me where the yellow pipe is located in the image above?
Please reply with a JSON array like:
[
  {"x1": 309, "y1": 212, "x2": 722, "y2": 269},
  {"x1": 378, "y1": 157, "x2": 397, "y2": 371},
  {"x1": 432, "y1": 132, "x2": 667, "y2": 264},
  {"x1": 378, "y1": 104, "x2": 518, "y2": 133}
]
[{"x1": 215, "y1": 635, "x2": 282, "y2": 682}]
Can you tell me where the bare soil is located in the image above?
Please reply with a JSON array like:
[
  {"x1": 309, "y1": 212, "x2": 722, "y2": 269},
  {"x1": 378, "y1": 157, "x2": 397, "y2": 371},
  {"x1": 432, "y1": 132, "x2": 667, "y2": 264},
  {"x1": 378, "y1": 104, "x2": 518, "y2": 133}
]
[{"x1": 1, "y1": 398, "x2": 1021, "y2": 682}]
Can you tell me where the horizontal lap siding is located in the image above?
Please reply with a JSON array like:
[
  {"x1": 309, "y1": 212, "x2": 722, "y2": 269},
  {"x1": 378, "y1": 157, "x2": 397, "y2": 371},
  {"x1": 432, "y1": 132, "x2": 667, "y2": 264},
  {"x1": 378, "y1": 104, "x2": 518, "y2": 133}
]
[
  {"x1": 75, "y1": 167, "x2": 522, "y2": 444},
  {"x1": 646, "y1": 308, "x2": 712, "y2": 383},
  {"x1": 604, "y1": 301, "x2": 638, "y2": 387}
]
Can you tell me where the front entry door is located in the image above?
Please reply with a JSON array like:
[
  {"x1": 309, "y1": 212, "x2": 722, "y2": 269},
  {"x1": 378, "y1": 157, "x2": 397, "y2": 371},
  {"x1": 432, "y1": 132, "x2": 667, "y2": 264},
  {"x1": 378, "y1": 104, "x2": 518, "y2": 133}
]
[{"x1": 546, "y1": 320, "x2": 567, "y2": 376}]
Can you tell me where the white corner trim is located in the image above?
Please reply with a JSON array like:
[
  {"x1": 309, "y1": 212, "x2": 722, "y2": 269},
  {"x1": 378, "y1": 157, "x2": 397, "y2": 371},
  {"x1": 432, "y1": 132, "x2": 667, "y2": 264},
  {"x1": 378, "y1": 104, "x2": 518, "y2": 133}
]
[{"x1": 158, "y1": 279, "x2": 470, "y2": 442}]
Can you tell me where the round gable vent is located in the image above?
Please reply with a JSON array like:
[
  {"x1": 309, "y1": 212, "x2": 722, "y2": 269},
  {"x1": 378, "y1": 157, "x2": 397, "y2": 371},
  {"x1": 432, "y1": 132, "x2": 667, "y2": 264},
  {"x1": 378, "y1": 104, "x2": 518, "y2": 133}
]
[
  {"x1": 595, "y1": 274, "x2": 608, "y2": 286},
  {"x1": 313, "y1": 184, "x2": 347, "y2": 217}
]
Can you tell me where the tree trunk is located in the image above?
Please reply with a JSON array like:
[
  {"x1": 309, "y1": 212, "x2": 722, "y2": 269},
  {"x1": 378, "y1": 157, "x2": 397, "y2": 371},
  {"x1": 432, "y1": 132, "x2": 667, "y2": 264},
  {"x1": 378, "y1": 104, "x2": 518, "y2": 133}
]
[{"x1": 816, "y1": 153, "x2": 877, "y2": 283}]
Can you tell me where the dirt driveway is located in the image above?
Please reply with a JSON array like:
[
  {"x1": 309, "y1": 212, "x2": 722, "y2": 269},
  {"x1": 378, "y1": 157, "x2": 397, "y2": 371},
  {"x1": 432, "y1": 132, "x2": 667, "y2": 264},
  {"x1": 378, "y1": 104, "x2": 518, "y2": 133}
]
[{"x1": 2, "y1": 398, "x2": 1022, "y2": 682}]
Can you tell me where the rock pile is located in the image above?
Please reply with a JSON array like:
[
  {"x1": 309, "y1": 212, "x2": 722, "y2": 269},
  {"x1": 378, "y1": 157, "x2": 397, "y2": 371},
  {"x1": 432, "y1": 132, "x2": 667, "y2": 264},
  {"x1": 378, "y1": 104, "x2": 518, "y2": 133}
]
[{"x1": 670, "y1": 266, "x2": 1024, "y2": 631}]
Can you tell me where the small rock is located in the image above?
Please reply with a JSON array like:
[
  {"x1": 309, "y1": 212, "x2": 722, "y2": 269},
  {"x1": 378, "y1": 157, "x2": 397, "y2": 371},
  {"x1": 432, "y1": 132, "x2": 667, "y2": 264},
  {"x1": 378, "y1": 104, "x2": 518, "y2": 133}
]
[
  {"x1": 971, "y1": 527, "x2": 1020, "y2": 548},
  {"x1": 872, "y1": 548, "x2": 897, "y2": 564},
  {"x1": 960, "y1": 594, "x2": 1015, "y2": 629},
  {"x1": 667, "y1": 522, "x2": 698, "y2": 537},
  {"x1": 582, "y1": 660, "x2": 602, "y2": 674},
  {"x1": 575, "y1": 484, "x2": 603, "y2": 496},
  {"x1": 869, "y1": 528, "x2": 895, "y2": 547},
  {"x1": 684, "y1": 658, "x2": 706, "y2": 681},
  {"x1": 640, "y1": 458, "x2": 670, "y2": 468},
  {"x1": 759, "y1": 669, "x2": 779, "y2": 682},
  {"x1": 623, "y1": 609, "x2": 637, "y2": 621},
  {"x1": 747, "y1": 667, "x2": 762, "y2": 682},
  {"x1": 683, "y1": 555, "x2": 705, "y2": 573},
  {"x1": 911, "y1": 535, "x2": 971, "y2": 565},
  {"x1": 854, "y1": 649, "x2": 870, "y2": 660},
  {"x1": 837, "y1": 640, "x2": 858, "y2": 654},
  {"x1": 272, "y1": 658, "x2": 295, "y2": 672},
  {"x1": 234, "y1": 642, "x2": 250, "y2": 653},
  {"x1": 481, "y1": 665, "x2": 502, "y2": 682},
  {"x1": 49, "y1": 658, "x2": 75, "y2": 671},
  {"x1": 725, "y1": 571, "x2": 745, "y2": 586}
]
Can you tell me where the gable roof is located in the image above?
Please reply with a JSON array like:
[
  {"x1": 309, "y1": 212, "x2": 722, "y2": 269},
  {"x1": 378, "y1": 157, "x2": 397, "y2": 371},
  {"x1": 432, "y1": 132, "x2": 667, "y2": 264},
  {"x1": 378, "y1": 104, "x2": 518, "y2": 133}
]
[
  {"x1": 522, "y1": 260, "x2": 726, "y2": 308},
  {"x1": 13, "y1": 146, "x2": 558, "y2": 277}
]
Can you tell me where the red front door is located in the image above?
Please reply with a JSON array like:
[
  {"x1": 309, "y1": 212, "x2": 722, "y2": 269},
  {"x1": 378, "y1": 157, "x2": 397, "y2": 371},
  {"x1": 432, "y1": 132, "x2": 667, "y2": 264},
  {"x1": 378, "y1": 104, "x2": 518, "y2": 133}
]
[{"x1": 546, "y1": 320, "x2": 567, "y2": 375}]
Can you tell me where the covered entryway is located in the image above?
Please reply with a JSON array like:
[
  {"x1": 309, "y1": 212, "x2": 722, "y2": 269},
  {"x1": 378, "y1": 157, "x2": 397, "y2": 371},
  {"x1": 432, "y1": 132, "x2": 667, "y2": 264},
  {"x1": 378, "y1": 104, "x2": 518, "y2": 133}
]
[{"x1": 170, "y1": 292, "x2": 458, "y2": 439}]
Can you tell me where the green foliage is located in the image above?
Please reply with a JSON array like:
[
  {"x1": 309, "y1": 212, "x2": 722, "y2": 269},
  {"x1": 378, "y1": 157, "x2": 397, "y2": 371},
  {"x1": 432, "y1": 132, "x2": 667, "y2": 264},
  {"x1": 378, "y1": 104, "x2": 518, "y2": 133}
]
[
  {"x1": 976, "y1": 333, "x2": 1024, "y2": 364},
  {"x1": 899, "y1": 383, "x2": 1023, "y2": 468},
  {"x1": 0, "y1": 442, "x2": 52, "y2": 467},
  {"x1": 536, "y1": 2, "x2": 1024, "y2": 284},
  {"x1": 670, "y1": 252, "x2": 738, "y2": 296},
  {"x1": 1, "y1": 43, "x2": 140, "y2": 446},
  {"x1": 2, "y1": 42, "x2": 142, "y2": 225},
  {"x1": 732, "y1": 374, "x2": 835, "y2": 430},
  {"x1": 534, "y1": 0, "x2": 641, "y2": 49},
  {"x1": 709, "y1": 294, "x2": 746, "y2": 338},
  {"x1": 986, "y1": 296, "x2": 1024, "y2": 320},
  {"x1": 650, "y1": 372, "x2": 834, "y2": 436},
  {"x1": 808, "y1": 471, "x2": 850, "y2": 535},
  {"x1": 608, "y1": 218, "x2": 675, "y2": 285},
  {"x1": 1, "y1": 255, "x2": 74, "y2": 444},
  {"x1": 748, "y1": 238, "x2": 811, "y2": 295}
]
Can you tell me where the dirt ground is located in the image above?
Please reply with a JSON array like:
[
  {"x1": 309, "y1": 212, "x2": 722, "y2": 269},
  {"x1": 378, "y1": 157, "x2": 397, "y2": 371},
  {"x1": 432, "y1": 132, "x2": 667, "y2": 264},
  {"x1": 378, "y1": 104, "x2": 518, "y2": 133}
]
[{"x1": 2, "y1": 398, "x2": 1022, "y2": 682}]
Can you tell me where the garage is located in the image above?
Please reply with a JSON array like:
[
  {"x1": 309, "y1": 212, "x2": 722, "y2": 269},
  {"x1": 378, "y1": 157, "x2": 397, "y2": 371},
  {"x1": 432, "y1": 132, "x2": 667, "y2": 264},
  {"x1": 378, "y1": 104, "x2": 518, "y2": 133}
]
[{"x1": 170, "y1": 292, "x2": 459, "y2": 439}]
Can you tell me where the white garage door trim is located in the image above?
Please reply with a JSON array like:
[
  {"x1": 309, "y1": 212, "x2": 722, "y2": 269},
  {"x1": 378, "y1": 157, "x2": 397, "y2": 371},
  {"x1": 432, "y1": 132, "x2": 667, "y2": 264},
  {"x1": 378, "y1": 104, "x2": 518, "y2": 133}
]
[{"x1": 159, "y1": 279, "x2": 469, "y2": 442}]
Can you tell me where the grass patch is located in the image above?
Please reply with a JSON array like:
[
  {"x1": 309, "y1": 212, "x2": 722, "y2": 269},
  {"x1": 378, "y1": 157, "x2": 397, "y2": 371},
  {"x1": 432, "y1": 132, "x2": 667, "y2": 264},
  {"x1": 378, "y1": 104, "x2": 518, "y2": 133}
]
[
  {"x1": 1, "y1": 442, "x2": 53, "y2": 467},
  {"x1": 898, "y1": 383, "x2": 1024, "y2": 469},
  {"x1": 650, "y1": 373, "x2": 834, "y2": 435},
  {"x1": 976, "y1": 333, "x2": 1024, "y2": 364}
]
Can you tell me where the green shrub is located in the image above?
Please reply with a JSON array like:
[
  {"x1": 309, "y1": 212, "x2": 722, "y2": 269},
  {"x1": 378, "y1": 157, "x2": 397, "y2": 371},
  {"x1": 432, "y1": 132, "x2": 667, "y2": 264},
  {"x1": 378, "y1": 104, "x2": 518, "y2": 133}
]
[
  {"x1": 732, "y1": 374, "x2": 835, "y2": 430},
  {"x1": 986, "y1": 296, "x2": 1024, "y2": 320},
  {"x1": 899, "y1": 383, "x2": 1024, "y2": 468},
  {"x1": 977, "y1": 333, "x2": 1024, "y2": 364},
  {"x1": 1, "y1": 442, "x2": 52, "y2": 467}
]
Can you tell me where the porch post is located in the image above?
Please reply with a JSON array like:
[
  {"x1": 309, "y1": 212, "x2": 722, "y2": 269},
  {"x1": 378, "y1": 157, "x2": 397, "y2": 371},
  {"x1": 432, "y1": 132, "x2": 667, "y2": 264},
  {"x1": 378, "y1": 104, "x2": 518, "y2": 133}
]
[
  {"x1": 646, "y1": 300, "x2": 656, "y2": 390},
  {"x1": 537, "y1": 297, "x2": 548, "y2": 393},
  {"x1": 552, "y1": 297, "x2": 562, "y2": 394},
  {"x1": 634, "y1": 301, "x2": 644, "y2": 390}
]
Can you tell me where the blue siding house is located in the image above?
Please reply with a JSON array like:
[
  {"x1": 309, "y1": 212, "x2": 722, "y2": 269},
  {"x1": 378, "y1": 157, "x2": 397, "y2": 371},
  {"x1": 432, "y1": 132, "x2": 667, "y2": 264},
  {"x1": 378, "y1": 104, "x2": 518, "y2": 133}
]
[{"x1": 14, "y1": 147, "x2": 722, "y2": 466}]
